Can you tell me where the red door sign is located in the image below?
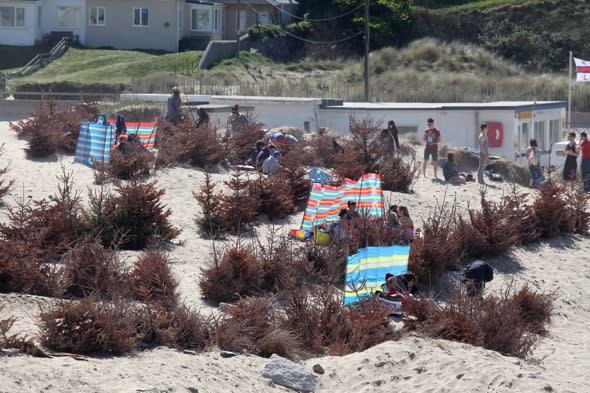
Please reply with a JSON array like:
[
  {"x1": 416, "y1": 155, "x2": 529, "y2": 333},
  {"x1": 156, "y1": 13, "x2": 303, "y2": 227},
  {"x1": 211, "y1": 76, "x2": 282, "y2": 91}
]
[{"x1": 486, "y1": 122, "x2": 504, "y2": 148}]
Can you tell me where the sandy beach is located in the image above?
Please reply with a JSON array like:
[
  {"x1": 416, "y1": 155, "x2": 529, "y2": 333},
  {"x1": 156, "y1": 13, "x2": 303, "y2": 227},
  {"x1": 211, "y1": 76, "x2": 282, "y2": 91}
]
[{"x1": 0, "y1": 117, "x2": 589, "y2": 393}]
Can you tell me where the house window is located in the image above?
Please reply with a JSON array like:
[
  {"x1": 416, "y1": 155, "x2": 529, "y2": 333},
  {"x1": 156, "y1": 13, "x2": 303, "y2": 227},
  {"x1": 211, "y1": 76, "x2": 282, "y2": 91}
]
[
  {"x1": 258, "y1": 10, "x2": 270, "y2": 25},
  {"x1": 191, "y1": 7, "x2": 210, "y2": 31},
  {"x1": 57, "y1": 7, "x2": 81, "y2": 28},
  {"x1": 534, "y1": 120, "x2": 545, "y2": 150},
  {"x1": 213, "y1": 8, "x2": 221, "y2": 31},
  {"x1": 0, "y1": 6, "x2": 25, "y2": 27},
  {"x1": 549, "y1": 119, "x2": 561, "y2": 145},
  {"x1": 89, "y1": 7, "x2": 105, "y2": 26},
  {"x1": 239, "y1": 10, "x2": 246, "y2": 32},
  {"x1": 133, "y1": 7, "x2": 148, "y2": 27}
]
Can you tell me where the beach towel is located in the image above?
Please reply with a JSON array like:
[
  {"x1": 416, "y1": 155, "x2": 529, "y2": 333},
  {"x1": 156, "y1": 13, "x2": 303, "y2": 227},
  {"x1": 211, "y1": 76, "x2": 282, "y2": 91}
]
[{"x1": 343, "y1": 244, "x2": 410, "y2": 305}]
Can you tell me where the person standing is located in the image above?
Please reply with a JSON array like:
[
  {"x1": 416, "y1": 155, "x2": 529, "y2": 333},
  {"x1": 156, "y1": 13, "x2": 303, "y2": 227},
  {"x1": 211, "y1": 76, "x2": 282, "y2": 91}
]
[
  {"x1": 422, "y1": 118, "x2": 441, "y2": 178},
  {"x1": 165, "y1": 86, "x2": 182, "y2": 124},
  {"x1": 580, "y1": 132, "x2": 590, "y2": 192},
  {"x1": 381, "y1": 120, "x2": 401, "y2": 156},
  {"x1": 526, "y1": 139, "x2": 545, "y2": 188},
  {"x1": 562, "y1": 132, "x2": 579, "y2": 181},
  {"x1": 478, "y1": 123, "x2": 489, "y2": 185}
]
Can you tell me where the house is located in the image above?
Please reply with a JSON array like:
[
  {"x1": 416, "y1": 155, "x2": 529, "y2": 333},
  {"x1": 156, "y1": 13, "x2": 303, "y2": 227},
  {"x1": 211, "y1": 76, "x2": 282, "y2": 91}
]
[
  {"x1": 0, "y1": 0, "x2": 41, "y2": 46},
  {"x1": 0, "y1": 0, "x2": 296, "y2": 52}
]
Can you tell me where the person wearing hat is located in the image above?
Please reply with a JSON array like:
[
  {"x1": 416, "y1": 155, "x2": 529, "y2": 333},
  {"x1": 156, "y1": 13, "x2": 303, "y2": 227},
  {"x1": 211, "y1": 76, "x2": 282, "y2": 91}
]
[
  {"x1": 478, "y1": 122, "x2": 490, "y2": 184},
  {"x1": 165, "y1": 86, "x2": 182, "y2": 124}
]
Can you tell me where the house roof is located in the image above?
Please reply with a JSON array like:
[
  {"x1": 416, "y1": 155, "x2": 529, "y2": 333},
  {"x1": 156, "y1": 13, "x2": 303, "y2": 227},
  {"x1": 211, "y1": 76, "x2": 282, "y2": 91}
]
[
  {"x1": 213, "y1": 0, "x2": 297, "y2": 5},
  {"x1": 321, "y1": 101, "x2": 567, "y2": 112}
]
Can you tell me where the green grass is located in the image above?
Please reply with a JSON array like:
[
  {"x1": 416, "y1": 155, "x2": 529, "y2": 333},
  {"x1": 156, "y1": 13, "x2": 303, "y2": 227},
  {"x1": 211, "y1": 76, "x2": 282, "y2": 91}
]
[{"x1": 13, "y1": 48, "x2": 201, "y2": 85}]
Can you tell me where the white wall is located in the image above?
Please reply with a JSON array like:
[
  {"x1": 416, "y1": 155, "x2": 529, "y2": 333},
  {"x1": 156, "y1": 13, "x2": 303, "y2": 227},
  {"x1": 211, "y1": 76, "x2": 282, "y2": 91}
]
[
  {"x1": 40, "y1": 0, "x2": 86, "y2": 44},
  {"x1": 0, "y1": 2, "x2": 39, "y2": 45},
  {"x1": 210, "y1": 96, "x2": 321, "y2": 131}
]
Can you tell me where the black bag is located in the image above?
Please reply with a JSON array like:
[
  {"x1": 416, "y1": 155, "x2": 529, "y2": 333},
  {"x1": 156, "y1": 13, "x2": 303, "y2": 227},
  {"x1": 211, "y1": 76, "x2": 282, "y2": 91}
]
[{"x1": 463, "y1": 260, "x2": 493, "y2": 282}]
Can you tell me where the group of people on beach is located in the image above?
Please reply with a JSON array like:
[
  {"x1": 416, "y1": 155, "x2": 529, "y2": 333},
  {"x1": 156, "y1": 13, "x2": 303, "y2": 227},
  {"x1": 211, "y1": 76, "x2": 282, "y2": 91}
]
[{"x1": 526, "y1": 131, "x2": 590, "y2": 190}]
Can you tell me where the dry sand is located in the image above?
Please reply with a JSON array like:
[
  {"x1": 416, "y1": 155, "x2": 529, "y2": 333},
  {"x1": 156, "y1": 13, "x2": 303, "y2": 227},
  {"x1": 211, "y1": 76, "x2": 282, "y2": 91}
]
[{"x1": 0, "y1": 119, "x2": 589, "y2": 393}]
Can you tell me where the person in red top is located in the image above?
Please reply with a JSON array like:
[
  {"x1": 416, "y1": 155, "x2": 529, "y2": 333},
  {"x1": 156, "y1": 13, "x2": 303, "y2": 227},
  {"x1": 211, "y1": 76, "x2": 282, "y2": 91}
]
[
  {"x1": 580, "y1": 132, "x2": 590, "y2": 192},
  {"x1": 422, "y1": 118, "x2": 441, "y2": 178}
]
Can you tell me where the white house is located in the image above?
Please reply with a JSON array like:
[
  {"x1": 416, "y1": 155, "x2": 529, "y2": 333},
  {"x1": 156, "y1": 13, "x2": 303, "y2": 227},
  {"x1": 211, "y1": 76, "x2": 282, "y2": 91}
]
[{"x1": 0, "y1": 0, "x2": 41, "y2": 45}]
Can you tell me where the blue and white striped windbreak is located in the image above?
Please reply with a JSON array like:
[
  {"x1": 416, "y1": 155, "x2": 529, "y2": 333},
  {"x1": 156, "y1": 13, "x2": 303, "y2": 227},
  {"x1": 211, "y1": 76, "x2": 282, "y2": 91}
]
[{"x1": 74, "y1": 121, "x2": 115, "y2": 167}]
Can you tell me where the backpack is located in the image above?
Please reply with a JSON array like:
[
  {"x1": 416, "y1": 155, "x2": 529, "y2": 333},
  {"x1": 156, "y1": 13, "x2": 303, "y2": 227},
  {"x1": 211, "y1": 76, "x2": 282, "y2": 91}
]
[{"x1": 463, "y1": 260, "x2": 493, "y2": 282}]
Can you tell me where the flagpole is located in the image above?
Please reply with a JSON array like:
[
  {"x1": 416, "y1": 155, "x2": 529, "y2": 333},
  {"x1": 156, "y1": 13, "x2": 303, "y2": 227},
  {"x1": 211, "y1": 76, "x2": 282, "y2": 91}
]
[{"x1": 568, "y1": 51, "x2": 573, "y2": 133}]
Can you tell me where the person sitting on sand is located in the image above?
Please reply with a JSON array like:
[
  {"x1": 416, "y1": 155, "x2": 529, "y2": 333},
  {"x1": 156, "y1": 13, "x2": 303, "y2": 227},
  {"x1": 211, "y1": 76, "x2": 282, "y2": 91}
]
[
  {"x1": 331, "y1": 208, "x2": 349, "y2": 241},
  {"x1": 246, "y1": 140, "x2": 265, "y2": 167},
  {"x1": 257, "y1": 144, "x2": 276, "y2": 169},
  {"x1": 442, "y1": 152, "x2": 467, "y2": 185},
  {"x1": 262, "y1": 151, "x2": 281, "y2": 175},
  {"x1": 346, "y1": 200, "x2": 360, "y2": 221},
  {"x1": 397, "y1": 206, "x2": 414, "y2": 242},
  {"x1": 112, "y1": 134, "x2": 129, "y2": 153}
]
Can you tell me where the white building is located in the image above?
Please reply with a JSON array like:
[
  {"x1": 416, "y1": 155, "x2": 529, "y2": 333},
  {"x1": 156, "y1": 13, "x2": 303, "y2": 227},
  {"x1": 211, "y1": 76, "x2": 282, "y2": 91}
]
[
  {"x1": 0, "y1": 0, "x2": 41, "y2": 45},
  {"x1": 120, "y1": 94, "x2": 567, "y2": 166}
]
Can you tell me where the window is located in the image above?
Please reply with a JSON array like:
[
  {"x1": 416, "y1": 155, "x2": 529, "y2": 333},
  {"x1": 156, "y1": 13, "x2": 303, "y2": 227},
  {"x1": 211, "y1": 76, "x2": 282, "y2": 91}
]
[
  {"x1": 549, "y1": 119, "x2": 561, "y2": 145},
  {"x1": 89, "y1": 7, "x2": 105, "y2": 26},
  {"x1": 239, "y1": 10, "x2": 246, "y2": 32},
  {"x1": 258, "y1": 10, "x2": 270, "y2": 25},
  {"x1": 534, "y1": 120, "x2": 545, "y2": 149},
  {"x1": 191, "y1": 7, "x2": 210, "y2": 31},
  {"x1": 520, "y1": 122, "x2": 530, "y2": 152},
  {"x1": 0, "y1": 6, "x2": 25, "y2": 27},
  {"x1": 133, "y1": 7, "x2": 148, "y2": 27},
  {"x1": 213, "y1": 8, "x2": 221, "y2": 31},
  {"x1": 57, "y1": 7, "x2": 80, "y2": 28}
]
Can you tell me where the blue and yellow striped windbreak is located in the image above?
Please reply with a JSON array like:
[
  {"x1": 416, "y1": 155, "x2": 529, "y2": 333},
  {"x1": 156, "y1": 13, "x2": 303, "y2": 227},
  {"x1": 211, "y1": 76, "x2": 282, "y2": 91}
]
[{"x1": 343, "y1": 244, "x2": 410, "y2": 305}]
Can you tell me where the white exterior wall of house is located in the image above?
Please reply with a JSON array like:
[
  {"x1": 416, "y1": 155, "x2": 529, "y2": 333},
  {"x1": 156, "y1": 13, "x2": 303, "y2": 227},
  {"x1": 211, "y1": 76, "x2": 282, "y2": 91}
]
[
  {"x1": 210, "y1": 95, "x2": 322, "y2": 131},
  {"x1": 318, "y1": 102, "x2": 566, "y2": 166},
  {"x1": 40, "y1": 0, "x2": 86, "y2": 44},
  {"x1": 0, "y1": 1, "x2": 40, "y2": 45},
  {"x1": 85, "y1": 0, "x2": 178, "y2": 52}
]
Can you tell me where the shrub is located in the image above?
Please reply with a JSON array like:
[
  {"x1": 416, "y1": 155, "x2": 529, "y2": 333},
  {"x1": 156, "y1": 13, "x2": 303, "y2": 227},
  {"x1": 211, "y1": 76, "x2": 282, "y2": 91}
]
[
  {"x1": 563, "y1": 182, "x2": 590, "y2": 235},
  {"x1": 0, "y1": 307, "x2": 42, "y2": 357},
  {"x1": 503, "y1": 185, "x2": 542, "y2": 244},
  {"x1": 194, "y1": 172, "x2": 227, "y2": 237},
  {"x1": 86, "y1": 181, "x2": 179, "y2": 250},
  {"x1": 9, "y1": 99, "x2": 100, "y2": 157},
  {"x1": 199, "y1": 246, "x2": 264, "y2": 304},
  {"x1": 532, "y1": 181, "x2": 571, "y2": 237},
  {"x1": 306, "y1": 128, "x2": 341, "y2": 168},
  {"x1": 133, "y1": 303, "x2": 211, "y2": 350},
  {"x1": 215, "y1": 296, "x2": 300, "y2": 358},
  {"x1": 0, "y1": 167, "x2": 85, "y2": 259},
  {"x1": 456, "y1": 190, "x2": 519, "y2": 258},
  {"x1": 0, "y1": 239, "x2": 54, "y2": 296},
  {"x1": 0, "y1": 143, "x2": 14, "y2": 202},
  {"x1": 409, "y1": 199, "x2": 463, "y2": 289},
  {"x1": 281, "y1": 285, "x2": 395, "y2": 356},
  {"x1": 511, "y1": 285, "x2": 554, "y2": 336},
  {"x1": 130, "y1": 249, "x2": 179, "y2": 311},
  {"x1": 404, "y1": 284, "x2": 553, "y2": 358},
  {"x1": 219, "y1": 171, "x2": 258, "y2": 233},
  {"x1": 379, "y1": 153, "x2": 419, "y2": 193},
  {"x1": 279, "y1": 145, "x2": 311, "y2": 205},
  {"x1": 107, "y1": 148, "x2": 154, "y2": 181},
  {"x1": 155, "y1": 119, "x2": 225, "y2": 169},
  {"x1": 38, "y1": 298, "x2": 138, "y2": 355},
  {"x1": 60, "y1": 238, "x2": 130, "y2": 300},
  {"x1": 248, "y1": 172, "x2": 296, "y2": 220},
  {"x1": 226, "y1": 121, "x2": 265, "y2": 165}
]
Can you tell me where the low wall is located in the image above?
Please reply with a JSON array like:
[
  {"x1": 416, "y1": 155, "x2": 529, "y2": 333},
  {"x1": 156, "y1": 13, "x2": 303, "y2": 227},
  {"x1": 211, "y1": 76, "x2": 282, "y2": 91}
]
[
  {"x1": 197, "y1": 35, "x2": 251, "y2": 70},
  {"x1": 0, "y1": 99, "x2": 79, "y2": 121}
]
